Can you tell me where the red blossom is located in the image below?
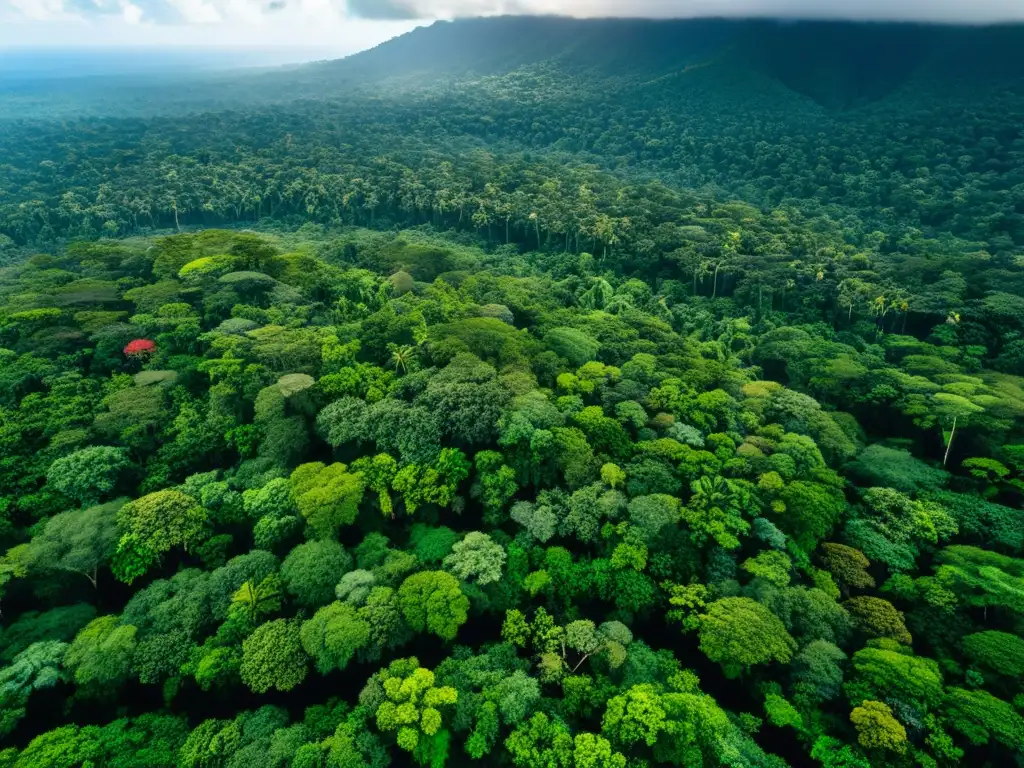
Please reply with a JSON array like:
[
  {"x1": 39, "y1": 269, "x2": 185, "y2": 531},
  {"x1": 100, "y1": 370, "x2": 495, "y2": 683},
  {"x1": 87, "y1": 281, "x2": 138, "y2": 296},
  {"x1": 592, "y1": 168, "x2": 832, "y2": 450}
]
[{"x1": 124, "y1": 338, "x2": 156, "y2": 357}]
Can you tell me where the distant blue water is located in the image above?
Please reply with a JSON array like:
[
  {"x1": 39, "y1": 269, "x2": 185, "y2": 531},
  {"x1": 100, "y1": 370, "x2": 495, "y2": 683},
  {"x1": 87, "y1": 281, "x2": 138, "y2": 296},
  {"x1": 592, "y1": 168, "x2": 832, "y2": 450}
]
[{"x1": 0, "y1": 48, "x2": 340, "y2": 81}]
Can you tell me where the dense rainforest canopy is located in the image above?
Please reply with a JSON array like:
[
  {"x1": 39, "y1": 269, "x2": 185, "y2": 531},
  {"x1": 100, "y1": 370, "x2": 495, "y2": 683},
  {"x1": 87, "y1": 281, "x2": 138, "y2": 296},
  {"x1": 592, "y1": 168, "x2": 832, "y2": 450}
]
[{"x1": 0, "y1": 16, "x2": 1022, "y2": 768}]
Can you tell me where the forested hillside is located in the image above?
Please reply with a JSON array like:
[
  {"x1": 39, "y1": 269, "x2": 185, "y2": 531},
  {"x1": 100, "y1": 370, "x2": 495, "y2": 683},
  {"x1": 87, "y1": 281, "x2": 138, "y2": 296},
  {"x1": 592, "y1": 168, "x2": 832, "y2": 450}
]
[{"x1": 0, "y1": 15, "x2": 1023, "y2": 768}]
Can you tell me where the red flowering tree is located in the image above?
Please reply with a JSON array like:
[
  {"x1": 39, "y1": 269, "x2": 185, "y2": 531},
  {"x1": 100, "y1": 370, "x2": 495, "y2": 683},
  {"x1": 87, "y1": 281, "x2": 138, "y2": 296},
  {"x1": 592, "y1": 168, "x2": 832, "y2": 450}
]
[{"x1": 123, "y1": 339, "x2": 156, "y2": 359}]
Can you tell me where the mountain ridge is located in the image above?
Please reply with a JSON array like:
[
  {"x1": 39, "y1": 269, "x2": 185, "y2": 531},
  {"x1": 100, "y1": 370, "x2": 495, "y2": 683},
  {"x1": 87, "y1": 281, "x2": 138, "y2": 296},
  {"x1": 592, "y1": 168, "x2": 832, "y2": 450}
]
[{"x1": 318, "y1": 15, "x2": 1024, "y2": 108}]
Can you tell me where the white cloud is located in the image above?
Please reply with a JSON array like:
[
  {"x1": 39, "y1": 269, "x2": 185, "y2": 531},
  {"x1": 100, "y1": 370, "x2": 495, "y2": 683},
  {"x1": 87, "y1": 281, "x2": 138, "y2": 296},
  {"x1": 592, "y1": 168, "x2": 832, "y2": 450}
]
[
  {"x1": 347, "y1": 0, "x2": 1024, "y2": 22},
  {"x1": 0, "y1": 11, "x2": 420, "y2": 48},
  {"x1": 165, "y1": 0, "x2": 220, "y2": 22},
  {"x1": 5, "y1": 0, "x2": 76, "y2": 20},
  {"x1": 120, "y1": 0, "x2": 143, "y2": 22},
  {"x1": 1, "y1": 0, "x2": 1022, "y2": 49}
]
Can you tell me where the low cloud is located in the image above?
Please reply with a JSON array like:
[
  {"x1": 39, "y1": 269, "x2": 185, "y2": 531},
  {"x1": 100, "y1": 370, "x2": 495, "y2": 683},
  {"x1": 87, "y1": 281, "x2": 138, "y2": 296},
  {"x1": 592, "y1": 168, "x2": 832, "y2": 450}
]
[
  {"x1": 2, "y1": 0, "x2": 1022, "y2": 48},
  {"x1": 347, "y1": 0, "x2": 1024, "y2": 23}
]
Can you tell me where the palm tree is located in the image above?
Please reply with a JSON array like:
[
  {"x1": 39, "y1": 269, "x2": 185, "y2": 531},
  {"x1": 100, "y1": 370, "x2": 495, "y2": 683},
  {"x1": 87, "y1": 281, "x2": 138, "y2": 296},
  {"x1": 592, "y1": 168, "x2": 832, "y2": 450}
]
[
  {"x1": 604, "y1": 294, "x2": 635, "y2": 315},
  {"x1": 690, "y1": 475, "x2": 733, "y2": 511},
  {"x1": 579, "y1": 278, "x2": 615, "y2": 310},
  {"x1": 695, "y1": 261, "x2": 714, "y2": 296},
  {"x1": 232, "y1": 576, "x2": 281, "y2": 623},
  {"x1": 389, "y1": 344, "x2": 416, "y2": 375}
]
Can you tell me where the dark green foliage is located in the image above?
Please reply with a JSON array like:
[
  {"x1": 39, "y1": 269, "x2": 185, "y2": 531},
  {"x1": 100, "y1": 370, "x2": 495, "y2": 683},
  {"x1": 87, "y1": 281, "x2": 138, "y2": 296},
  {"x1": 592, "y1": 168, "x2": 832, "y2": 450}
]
[
  {"x1": 281, "y1": 541, "x2": 353, "y2": 609},
  {"x1": 0, "y1": 20, "x2": 1023, "y2": 767},
  {"x1": 846, "y1": 445, "x2": 947, "y2": 495},
  {"x1": 0, "y1": 605, "x2": 97, "y2": 664}
]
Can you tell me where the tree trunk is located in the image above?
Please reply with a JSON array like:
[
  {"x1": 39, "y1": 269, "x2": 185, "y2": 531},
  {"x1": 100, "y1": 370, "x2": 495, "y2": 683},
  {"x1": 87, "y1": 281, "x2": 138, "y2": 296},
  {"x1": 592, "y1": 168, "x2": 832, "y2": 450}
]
[
  {"x1": 943, "y1": 417, "x2": 957, "y2": 467},
  {"x1": 712, "y1": 263, "x2": 720, "y2": 298}
]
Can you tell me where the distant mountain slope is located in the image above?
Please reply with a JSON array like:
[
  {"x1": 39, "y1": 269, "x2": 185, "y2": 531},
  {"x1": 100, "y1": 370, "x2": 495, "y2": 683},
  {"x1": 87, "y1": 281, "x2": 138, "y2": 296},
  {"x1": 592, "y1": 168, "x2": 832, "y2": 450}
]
[
  {"x1": 2, "y1": 16, "x2": 1022, "y2": 251},
  {"x1": 319, "y1": 17, "x2": 1024, "y2": 108},
  {"x1": 6, "y1": 17, "x2": 1022, "y2": 120}
]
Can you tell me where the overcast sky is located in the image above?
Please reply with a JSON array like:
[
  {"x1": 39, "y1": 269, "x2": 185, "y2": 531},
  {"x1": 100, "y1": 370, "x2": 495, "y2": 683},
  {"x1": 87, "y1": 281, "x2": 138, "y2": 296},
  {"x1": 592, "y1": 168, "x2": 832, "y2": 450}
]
[{"x1": 2, "y1": 0, "x2": 1023, "y2": 51}]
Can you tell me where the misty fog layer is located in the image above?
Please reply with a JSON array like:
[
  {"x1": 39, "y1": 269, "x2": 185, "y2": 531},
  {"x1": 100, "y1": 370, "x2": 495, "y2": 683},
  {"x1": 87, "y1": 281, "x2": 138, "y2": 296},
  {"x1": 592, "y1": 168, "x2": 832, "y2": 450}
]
[{"x1": 348, "y1": 0, "x2": 1024, "y2": 22}]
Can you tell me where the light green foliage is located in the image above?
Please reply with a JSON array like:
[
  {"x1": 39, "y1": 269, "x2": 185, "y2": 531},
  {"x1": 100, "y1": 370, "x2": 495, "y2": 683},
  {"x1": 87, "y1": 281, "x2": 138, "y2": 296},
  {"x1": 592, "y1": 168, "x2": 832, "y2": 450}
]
[
  {"x1": 778, "y1": 480, "x2": 846, "y2": 551},
  {"x1": 22, "y1": 501, "x2": 121, "y2": 587},
  {"x1": 821, "y1": 543, "x2": 875, "y2": 590},
  {"x1": 764, "y1": 692, "x2": 803, "y2": 731},
  {"x1": 391, "y1": 448, "x2": 471, "y2": 514},
  {"x1": 601, "y1": 684, "x2": 666, "y2": 748},
  {"x1": 11, "y1": 714, "x2": 188, "y2": 768},
  {"x1": 239, "y1": 620, "x2": 308, "y2": 694},
  {"x1": 682, "y1": 476, "x2": 750, "y2": 550},
  {"x1": 665, "y1": 582, "x2": 709, "y2": 632},
  {"x1": 510, "y1": 501, "x2": 558, "y2": 543},
  {"x1": 846, "y1": 646, "x2": 944, "y2": 712},
  {"x1": 600, "y1": 463, "x2": 626, "y2": 490},
  {"x1": 472, "y1": 451, "x2": 518, "y2": 519},
  {"x1": 209, "y1": 550, "x2": 281, "y2": 620},
  {"x1": 941, "y1": 687, "x2": 1024, "y2": 751},
  {"x1": 300, "y1": 602, "x2": 371, "y2": 673},
  {"x1": 231, "y1": 575, "x2": 281, "y2": 623},
  {"x1": 741, "y1": 550, "x2": 792, "y2": 586},
  {"x1": 45, "y1": 446, "x2": 129, "y2": 505},
  {"x1": 552, "y1": 427, "x2": 599, "y2": 489},
  {"x1": 336, "y1": 569, "x2": 378, "y2": 606},
  {"x1": 809, "y1": 736, "x2": 871, "y2": 768},
  {"x1": 289, "y1": 462, "x2": 365, "y2": 538},
  {"x1": 369, "y1": 658, "x2": 457, "y2": 756},
  {"x1": 443, "y1": 532, "x2": 506, "y2": 585},
  {"x1": 545, "y1": 328, "x2": 600, "y2": 367},
  {"x1": 698, "y1": 597, "x2": 796, "y2": 676},
  {"x1": 845, "y1": 487, "x2": 956, "y2": 573},
  {"x1": 505, "y1": 712, "x2": 574, "y2": 767},
  {"x1": 243, "y1": 478, "x2": 295, "y2": 521},
  {"x1": 397, "y1": 571, "x2": 469, "y2": 641},
  {"x1": 961, "y1": 457, "x2": 1009, "y2": 484},
  {"x1": 64, "y1": 616, "x2": 137, "y2": 693},
  {"x1": 501, "y1": 610, "x2": 530, "y2": 648},
  {"x1": 850, "y1": 700, "x2": 907, "y2": 754},
  {"x1": 933, "y1": 545, "x2": 1024, "y2": 613},
  {"x1": 115, "y1": 489, "x2": 207, "y2": 566},
  {"x1": 512, "y1": 611, "x2": 633, "y2": 678},
  {"x1": 843, "y1": 596, "x2": 912, "y2": 644},
  {"x1": 351, "y1": 453, "x2": 399, "y2": 517},
  {"x1": 571, "y1": 732, "x2": 626, "y2": 768},
  {"x1": 572, "y1": 406, "x2": 632, "y2": 460},
  {"x1": 962, "y1": 631, "x2": 1024, "y2": 680}
]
